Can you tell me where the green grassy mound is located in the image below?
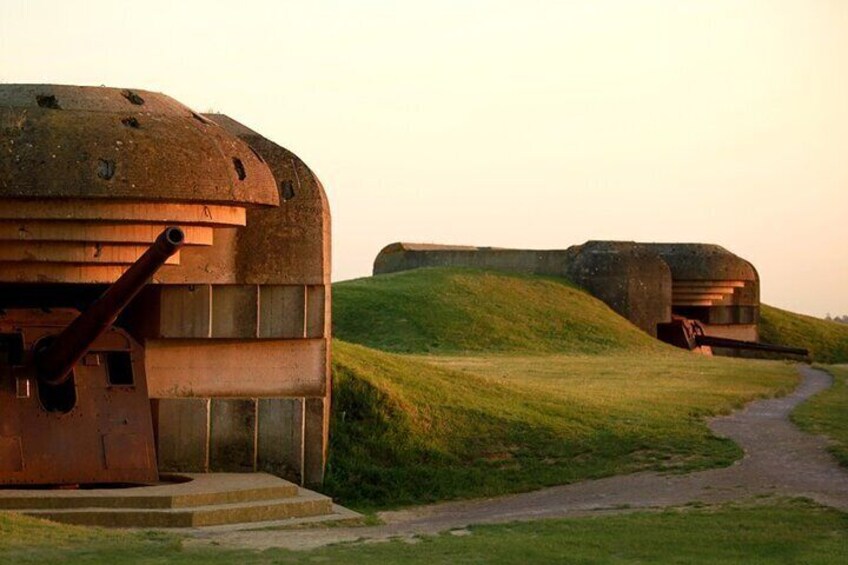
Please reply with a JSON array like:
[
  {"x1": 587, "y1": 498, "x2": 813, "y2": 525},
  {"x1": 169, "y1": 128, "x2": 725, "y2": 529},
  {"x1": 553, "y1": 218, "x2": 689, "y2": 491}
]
[
  {"x1": 760, "y1": 305, "x2": 848, "y2": 363},
  {"x1": 333, "y1": 268, "x2": 665, "y2": 355},
  {"x1": 324, "y1": 341, "x2": 796, "y2": 509},
  {"x1": 793, "y1": 365, "x2": 848, "y2": 466}
]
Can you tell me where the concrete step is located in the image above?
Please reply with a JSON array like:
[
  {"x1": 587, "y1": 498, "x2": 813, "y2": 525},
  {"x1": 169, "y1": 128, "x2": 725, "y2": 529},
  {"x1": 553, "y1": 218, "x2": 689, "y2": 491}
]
[
  {"x1": 0, "y1": 473, "x2": 299, "y2": 510},
  {"x1": 0, "y1": 472, "x2": 351, "y2": 528},
  {"x1": 19, "y1": 489, "x2": 335, "y2": 528},
  {"x1": 173, "y1": 503, "x2": 363, "y2": 534}
]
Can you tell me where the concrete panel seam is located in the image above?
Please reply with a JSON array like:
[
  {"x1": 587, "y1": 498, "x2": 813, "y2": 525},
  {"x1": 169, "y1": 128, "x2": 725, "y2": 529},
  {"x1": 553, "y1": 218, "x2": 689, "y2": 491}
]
[
  {"x1": 204, "y1": 398, "x2": 211, "y2": 472},
  {"x1": 252, "y1": 398, "x2": 259, "y2": 472}
]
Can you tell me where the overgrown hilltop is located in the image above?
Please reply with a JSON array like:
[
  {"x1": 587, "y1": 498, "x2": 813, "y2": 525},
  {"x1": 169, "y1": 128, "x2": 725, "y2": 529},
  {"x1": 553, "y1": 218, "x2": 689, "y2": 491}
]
[
  {"x1": 335, "y1": 267, "x2": 848, "y2": 364},
  {"x1": 333, "y1": 267, "x2": 666, "y2": 355}
]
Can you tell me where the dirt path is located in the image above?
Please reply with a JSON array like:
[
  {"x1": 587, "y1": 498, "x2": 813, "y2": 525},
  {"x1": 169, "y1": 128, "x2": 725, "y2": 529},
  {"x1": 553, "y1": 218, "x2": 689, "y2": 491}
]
[{"x1": 187, "y1": 365, "x2": 848, "y2": 550}]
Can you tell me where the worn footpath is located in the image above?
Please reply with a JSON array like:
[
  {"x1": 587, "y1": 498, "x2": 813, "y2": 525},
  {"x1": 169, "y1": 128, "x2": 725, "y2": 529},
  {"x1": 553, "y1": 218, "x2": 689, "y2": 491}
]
[{"x1": 186, "y1": 366, "x2": 848, "y2": 550}]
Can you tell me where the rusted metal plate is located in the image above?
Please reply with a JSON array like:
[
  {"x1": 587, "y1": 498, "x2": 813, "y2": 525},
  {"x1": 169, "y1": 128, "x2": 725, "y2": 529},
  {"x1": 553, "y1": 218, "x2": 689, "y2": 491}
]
[
  {"x1": 0, "y1": 230, "x2": 181, "y2": 485},
  {"x1": 0, "y1": 436, "x2": 23, "y2": 472},
  {"x1": 0, "y1": 309, "x2": 158, "y2": 485},
  {"x1": 103, "y1": 433, "x2": 152, "y2": 471}
]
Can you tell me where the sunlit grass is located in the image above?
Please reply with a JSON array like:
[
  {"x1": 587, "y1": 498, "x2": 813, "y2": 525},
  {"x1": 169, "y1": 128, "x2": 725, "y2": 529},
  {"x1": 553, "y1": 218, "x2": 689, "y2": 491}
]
[
  {"x1": 793, "y1": 365, "x2": 848, "y2": 466},
  {"x1": 325, "y1": 342, "x2": 797, "y2": 509},
  {"x1": 3, "y1": 499, "x2": 846, "y2": 563},
  {"x1": 0, "y1": 513, "x2": 180, "y2": 562},
  {"x1": 264, "y1": 499, "x2": 848, "y2": 564},
  {"x1": 334, "y1": 267, "x2": 666, "y2": 355},
  {"x1": 329, "y1": 268, "x2": 801, "y2": 509},
  {"x1": 761, "y1": 305, "x2": 848, "y2": 363}
]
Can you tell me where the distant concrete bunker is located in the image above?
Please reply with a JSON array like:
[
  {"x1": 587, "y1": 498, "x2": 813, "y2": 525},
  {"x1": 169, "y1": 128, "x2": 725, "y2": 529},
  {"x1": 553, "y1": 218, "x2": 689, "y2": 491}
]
[{"x1": 374, "y1": 241, "x2": 760, "y2": 349}]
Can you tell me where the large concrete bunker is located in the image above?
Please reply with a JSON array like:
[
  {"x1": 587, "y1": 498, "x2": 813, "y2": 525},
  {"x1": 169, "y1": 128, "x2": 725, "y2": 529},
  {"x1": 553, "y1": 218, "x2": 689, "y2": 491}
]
[
  {"x1": 0, "y1": 85, "x2": 331, "y2": 487},
  {"x1": 374, "y1": 241, "x2": 765, "y2": 351}
]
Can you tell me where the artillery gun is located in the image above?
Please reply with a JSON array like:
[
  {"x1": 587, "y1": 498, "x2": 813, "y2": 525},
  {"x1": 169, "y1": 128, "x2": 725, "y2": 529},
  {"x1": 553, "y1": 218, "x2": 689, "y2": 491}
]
[
  {"x1": 657, "y1": 315, "x2": 809, "y2": 358},
  {"x1": 0, "y1": 227, "x2": 184, "y2": 485}
]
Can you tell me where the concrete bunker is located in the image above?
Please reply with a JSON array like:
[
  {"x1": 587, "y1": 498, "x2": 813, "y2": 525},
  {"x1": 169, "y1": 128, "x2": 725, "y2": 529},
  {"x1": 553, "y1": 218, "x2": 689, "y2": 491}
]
[
  {"x1": 0, "y1": 84, "x2": 331, "y2": 487},
  {"x1": 372, "y1": 240, "x2": 792, "y2": 356}
]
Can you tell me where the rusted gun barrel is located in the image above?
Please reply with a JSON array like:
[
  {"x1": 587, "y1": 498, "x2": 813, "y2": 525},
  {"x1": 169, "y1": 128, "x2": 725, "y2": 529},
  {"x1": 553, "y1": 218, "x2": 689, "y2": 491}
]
[
  {"x1": 658, "y1": 316, "x2": 809, "y2": 358},
  {"x1": 694, "y1": 335, "x2": 809, "y2": 357},
  {"x1": 36, "y1": 226, "x2": 185, "y2": 386}
]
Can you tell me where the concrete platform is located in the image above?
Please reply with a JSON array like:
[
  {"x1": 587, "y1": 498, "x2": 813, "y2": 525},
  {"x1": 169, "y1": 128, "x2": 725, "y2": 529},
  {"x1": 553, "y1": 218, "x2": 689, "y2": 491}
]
[{"x1": 0, "y1": 473, "x2": 350, "y2": 528}]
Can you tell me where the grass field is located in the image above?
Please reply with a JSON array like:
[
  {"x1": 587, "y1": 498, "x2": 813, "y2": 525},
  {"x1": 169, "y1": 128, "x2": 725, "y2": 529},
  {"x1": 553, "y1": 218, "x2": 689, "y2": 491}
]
[
  {"x1": 760, "y1": 305, "x2": 848, "y2": 363},
  {"x1": 793, "y1": 365, "x2": 848, "y2": 466},
  {"x1": 2, "y1": 499, "x2": 845, "y2": 563},
  {"x1": 328, "y1": 269, "x2": 799, "y2": 509},
  {"x1": 324, "y1": 341, "x2": 797, "y2": 509}
]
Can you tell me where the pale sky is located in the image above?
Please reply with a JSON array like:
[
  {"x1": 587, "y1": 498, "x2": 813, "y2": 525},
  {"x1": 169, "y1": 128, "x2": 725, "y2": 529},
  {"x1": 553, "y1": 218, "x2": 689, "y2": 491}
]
[{"x1": 1, "y1": 0, "x2": 846, "y2": 317}]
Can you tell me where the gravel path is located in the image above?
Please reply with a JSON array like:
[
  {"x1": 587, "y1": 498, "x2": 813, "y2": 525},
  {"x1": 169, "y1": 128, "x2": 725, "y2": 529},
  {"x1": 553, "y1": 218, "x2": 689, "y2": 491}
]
[{"x1": 187, "y1": 365, "x2": 848, "y2": 550}]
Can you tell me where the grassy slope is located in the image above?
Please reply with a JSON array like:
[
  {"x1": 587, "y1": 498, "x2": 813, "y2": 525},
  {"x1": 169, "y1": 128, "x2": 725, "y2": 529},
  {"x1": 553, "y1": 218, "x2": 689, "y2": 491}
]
[
  {"x1": 793, "y1": 365, "x2": 848, "y2": 466},
  {"x1": 325, "y1": 341, "x2": 796, "y2": 509},
  {"x1": 3, "y1": 500, "x2": 846, "y2": 563},
  {"x1": 330, "y1": 268, "x2": 798, "y2": 509},
  {"x1": 760, "y1": 304, "x2": 848, "y2": 363},
  {"x1": 333, "y1": 268, "x2": 665, "y2": 354}
]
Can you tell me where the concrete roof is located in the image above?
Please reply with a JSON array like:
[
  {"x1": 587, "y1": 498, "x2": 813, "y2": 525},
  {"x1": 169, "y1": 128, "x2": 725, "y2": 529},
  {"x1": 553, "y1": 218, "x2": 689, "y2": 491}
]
[{"x1": 0, "y1": 85, "x2": 278, "y2": 206}]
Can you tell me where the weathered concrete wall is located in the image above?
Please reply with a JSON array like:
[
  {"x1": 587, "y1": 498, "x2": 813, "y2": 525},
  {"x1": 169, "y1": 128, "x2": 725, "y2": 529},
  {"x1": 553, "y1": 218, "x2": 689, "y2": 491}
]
[
  {"x1": 563, "y1": 242, "x2": 672, "y2": 337},
  {"x1": 129, "y1": 115, "x2": 332, "y2": 486},
  {"x1": 0, "y1": 85, "x2": 278, "y2": 206},
  {"x1": 374, "y1": 243, "x2": 573, "y2": 278},
  {"x1": 139, "y1": 115, "x2": 331, "y2": 484},
  {"x1": 205, "y1": 114, "x2": 332, "y2": 288}
]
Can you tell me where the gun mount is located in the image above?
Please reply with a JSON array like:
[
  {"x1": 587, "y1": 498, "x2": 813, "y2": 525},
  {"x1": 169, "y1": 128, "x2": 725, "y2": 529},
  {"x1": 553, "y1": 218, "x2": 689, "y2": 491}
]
[
  {"x1": 657, "y1": 316, "x2": 809, "y2": 358},
  {"x1": 0, "y1": 227, "x2": 183, "y2": 486}
]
